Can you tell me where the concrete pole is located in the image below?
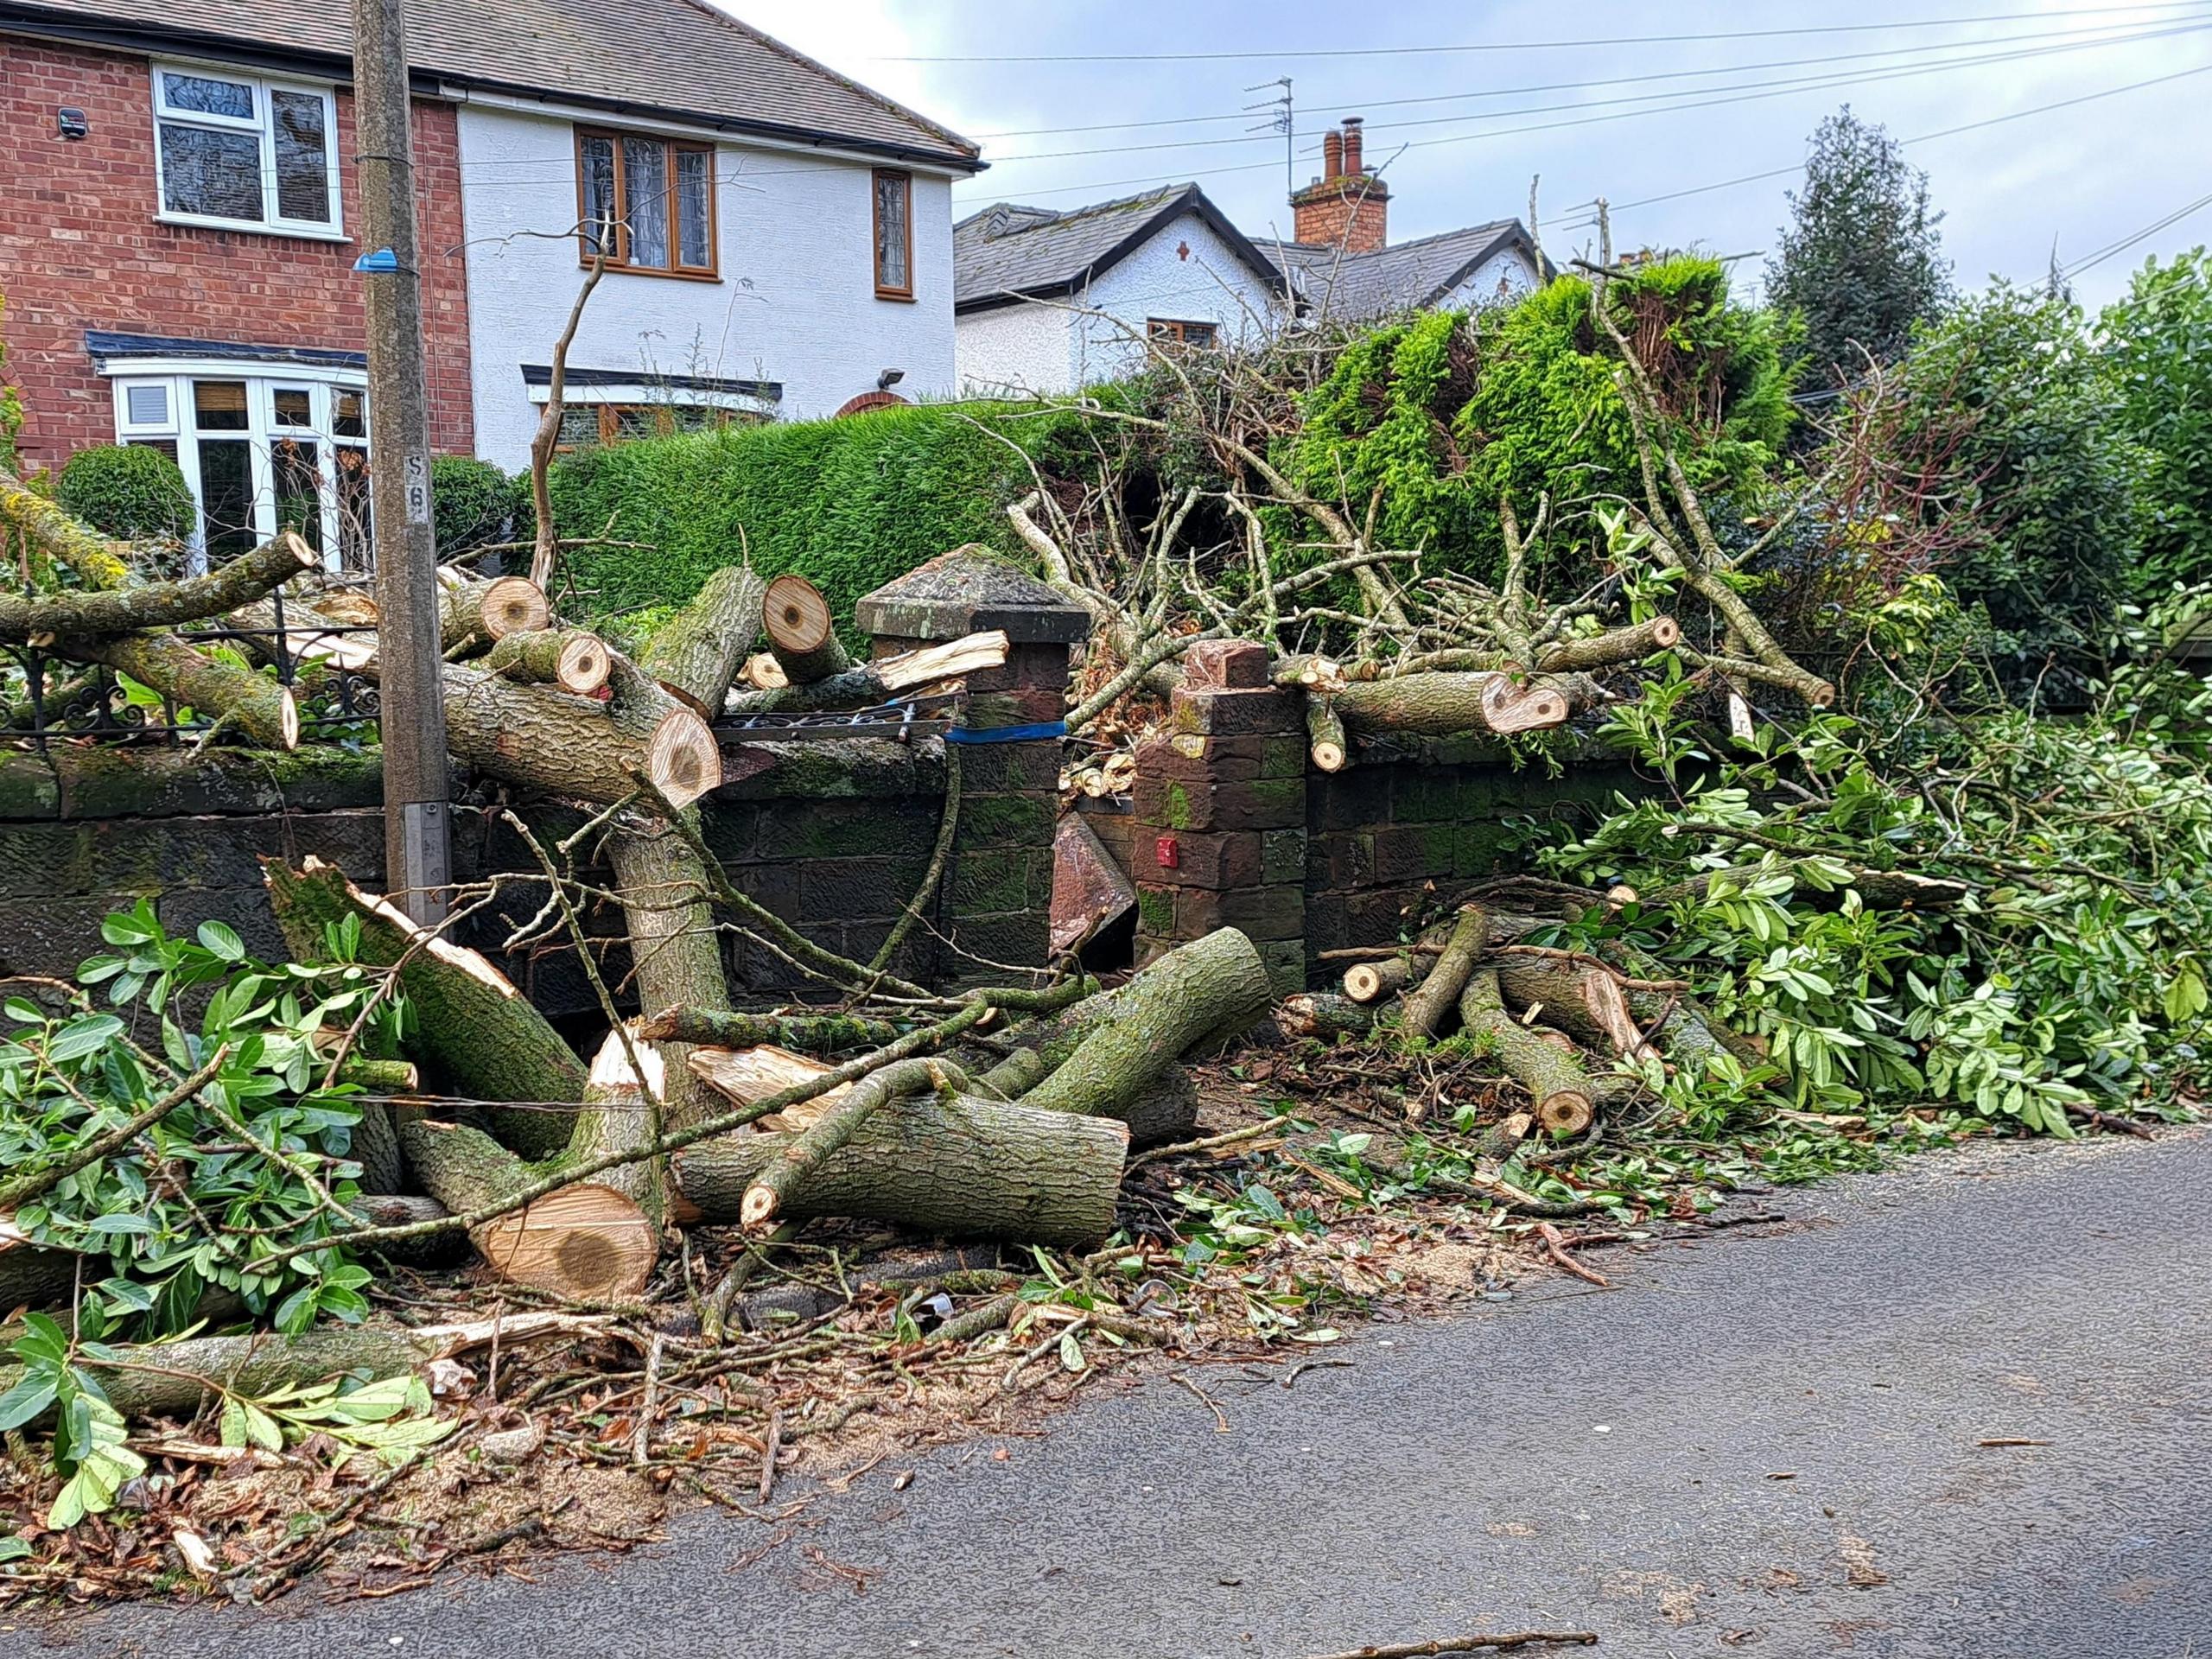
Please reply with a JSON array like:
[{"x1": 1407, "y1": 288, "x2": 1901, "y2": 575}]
[{"x1": 351, "y1": 0, "x2": 451, "y2": 924}]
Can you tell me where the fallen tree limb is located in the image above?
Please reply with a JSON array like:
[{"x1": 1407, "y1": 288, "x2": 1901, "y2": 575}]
[
  {"x1": 675, "y1": 1090, "x2": 1127, "y2": 1249},
  {"x1": 1459, "y1": 969, "x2": 1597, "y2": 1136},
  {"x1": 1332, "y1": 671, "x2": 1599, "y2": 739},
  {"x1": 738, "y1": 1056, "x2": 952, "y2": 1230},
  {"x1": 639, "y1": 1007, "x2": 903, "y2": 1052},
  {"x1": 1278, "y1": 993, "x2": 1382, "y2": 1043},
  {"x1": 1018, "y1": 928, "x2": 1269, "y2": 1122},
  {"x1": 54, "y1": 629, "x2": 299, "y2": 749},
  {"x1": 482, "y1": 628, "x2": 611, "y2": 695},
  {"x1": 1401, "y1": 906, "x2": 1489, "y2": 1041},
  {"x1": 1307, "y1": 697, "x2": 1349, "y2": 772},
  {"x1": 1494, "y1": 959, "x2": 1657, "y2": 1063},
  {"x1": 0, "y1": 466, "x2": 135, "y2": 589},
  {"x1": 644, "y1": 563, "x2": 765, "y2": 715},
  {"x1": 0, "y1": 531, "x2": 316, "y2": 642},
  {"x1": 264, "y1": 858, "x2": 586, "y2": 1158},
  {"x1": 438, "y1": 573, "x2": 549, "y2": 654}
]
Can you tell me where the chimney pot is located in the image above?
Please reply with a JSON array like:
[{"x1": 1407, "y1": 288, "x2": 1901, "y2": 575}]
[
  {"x1": 1321, "y1": 128, "x2": 1343, "y2": 181},
  {"x1": 1341, "y1": 115, "x2": 1364, "y2": 176}
]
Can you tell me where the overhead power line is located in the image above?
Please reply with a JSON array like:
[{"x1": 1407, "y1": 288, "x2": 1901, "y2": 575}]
[
  {"x1": 967, "y1": 9, "x2": 2212, "y2": 139},
  {"x1": 883, "y1": 0, "x2": 2212, "y2": 62},
  {"x1": 2063, "y1": 188, "x2": 2212, "y2": 275}
]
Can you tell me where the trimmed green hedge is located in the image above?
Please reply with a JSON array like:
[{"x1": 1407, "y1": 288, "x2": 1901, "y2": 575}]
[
  {"x1": 56, "y1": 444, "x2": 195, "y2": 543},
  {"x1": 546, "y1": 402, "x2": 1095, "y2": 630}
]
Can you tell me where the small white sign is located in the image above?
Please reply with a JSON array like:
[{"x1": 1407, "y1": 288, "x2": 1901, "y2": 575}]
[{"x1": 404, "y1": 452, "x2": 432, "y2": 527}]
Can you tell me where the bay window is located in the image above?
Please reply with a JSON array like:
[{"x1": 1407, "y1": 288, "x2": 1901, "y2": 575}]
[
  {"x1": 111, "y1": 371, "x2": 371, "y2": 570},
  {"x1": 152, "y1": 64, "x2": 341, "y2": 236}
]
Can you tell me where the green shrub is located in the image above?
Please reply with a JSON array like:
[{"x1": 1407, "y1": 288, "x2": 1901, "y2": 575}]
[
  {"x1": 430, "y1": 455, "x2": 518, "y2": 559},
  {"x1": 2101, "y1": 248, "x2": 2212, "y2": 594},
  {"x1": 545, "y1": 402, "x2": 1094, "y2": 628},
  {"x1": 55, "y1": 445, "x2": 194, "y2": 542}
]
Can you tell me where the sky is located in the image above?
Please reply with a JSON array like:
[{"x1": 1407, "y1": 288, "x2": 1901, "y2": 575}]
[{"x1": 727, "y1": 0, "x2": 2212, "y2": 310}]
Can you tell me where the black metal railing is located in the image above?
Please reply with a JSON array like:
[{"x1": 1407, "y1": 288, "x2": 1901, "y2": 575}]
[{"x1": 3, "y1": 588, "x2": 381, "y2": 752}]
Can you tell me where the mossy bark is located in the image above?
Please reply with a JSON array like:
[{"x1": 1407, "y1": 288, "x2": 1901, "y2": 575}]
[
  {"x1": 57, "y1": 629, "x2": 298, "y2": 749},
  {"x1": 1401, "y1": 905, "x2": 1489, "y2": 1041},
  {"x1": 1016, "y1": 928, "x2": 1269, "y2": 1122},
  {"x1": 0, "y1": 467, "x2": 134, "y2": 589},
  {"x1": 607, "y1": 820, "x2": 728, "y2": 1135},
  {"x1": 639, "y1": 1007, "x2": 904, "y2": 1052},
  {"x1": 1459, "y1": 969, "x2": 1595, "y2": 1131},
  {"x1": 0, "y1": 531, "x2": 315, "y2": 640},
  {"x1": 641, "y1": 563, "x2": 765, "y2": 709},
  {"x1": 674, "y1": 1091, "x2": 1127, "y2": 1249}
]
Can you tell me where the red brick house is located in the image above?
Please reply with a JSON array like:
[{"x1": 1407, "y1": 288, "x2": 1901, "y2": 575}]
[{"x1": 0, "y1": 0, "x2": 979, "y2": 565}]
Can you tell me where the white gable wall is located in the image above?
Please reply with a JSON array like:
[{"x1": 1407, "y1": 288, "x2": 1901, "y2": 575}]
[
  {"x1": 1071, "y1": 210, "x2": 1281, "y2": 385},
  {"x1": 457, "y1": 99, "x2": 959, "y2": 470},
  {"x1": 953, "y1": 300, "x2": 1076, "y2": 398},
  {"x1": 1433, "y1": 246, "x2": 1543, "y2": 312}
]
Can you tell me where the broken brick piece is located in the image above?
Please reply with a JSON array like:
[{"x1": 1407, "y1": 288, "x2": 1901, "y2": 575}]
[{"x1": 1184, "y1": 639, "x2": 1272, "y2": 690}]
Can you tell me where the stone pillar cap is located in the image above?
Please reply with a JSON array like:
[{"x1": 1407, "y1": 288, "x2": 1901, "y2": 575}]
[{"x1": 855, "y1": 545, "x2": 1091, "y2": 645}]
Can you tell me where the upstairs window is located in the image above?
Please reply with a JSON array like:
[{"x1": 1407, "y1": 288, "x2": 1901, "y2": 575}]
[
  {"x1": 576, "y1": 129, "x2": 717, "y2": 277},
  {"x1": 153, "y1": 66, "x2": 340, "y2": 234},
  {"x1": 1147, "y1": 318, "x2": 1219, "y2": 348},
  {"x1": 873, "y1": 169, "x2": 912, "y2": 300}
]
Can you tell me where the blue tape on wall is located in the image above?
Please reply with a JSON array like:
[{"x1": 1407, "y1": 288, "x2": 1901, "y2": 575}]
[{"x1": 944, "y1": 721, "x2": 1068, "y2": 745}]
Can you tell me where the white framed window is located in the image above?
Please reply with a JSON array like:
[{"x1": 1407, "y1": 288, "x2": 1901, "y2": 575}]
[
  {"x1": 111, "y1": 365, "x2": 370, "y2": 571},
  {"x1": 151, "y1": 63, "x2": 342, "y2": 238}
]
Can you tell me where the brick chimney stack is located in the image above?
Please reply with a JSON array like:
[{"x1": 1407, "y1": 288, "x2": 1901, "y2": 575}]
[{"x1": 1292, "y1": 115, "x2": 1389, "y2": 253}]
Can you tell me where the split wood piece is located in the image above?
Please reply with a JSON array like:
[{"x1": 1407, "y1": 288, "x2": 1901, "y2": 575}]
[
  {"x1": 423, "y1": 658, "x2": 721, "y2": 810},
  {"x1": 1278, "y1": 993, "x2": 1381, "y2": 1043},
  {"x1": 642, "y1": 563, "x2": 766, "y2": 711},
  {"x1": 1274, "y1": 653, "x2": 1349, "y2": 695},
  {"x1": 607, "y1": 820, "x2": 729, "y2": 1133},
  {"x1": 722, "y1": 629, "x2": 1009, "y2": 715},
  {"x1": 0, "y1": 1313, "x2": 602, "y2": 1423},
  {"x1": 761, "y1": 572, "x2": 852, "y2": 685},
  {"x1": 1459, "y1": 969, "x2": 1596, "y2": 1137},
  {"x1": 0, "y1": 531, "x2": 316, "y2": 644},
  {"x1": 303, "y1": 586, "x2": 382, "y2": 627},
  {"x1": 483, "y1": 628, "x2": 611, "y2": 696},
  {"x1": 54, "y1": 628, "x2": 299, "y2": 749},
  {"x1": 1333, "y1": 671, "x2": 1597, "y2": 740},
  {"x1": 1495, "y1": 959, "x2": 1659, "y2": 1062},
  {"x1": 264, "y1": 857, "x2": 586, "y2": 1159},
  {"x1": 674, "y1": 1091, "x2": 1128, "y2": 1249},
  {"x1": 639, "y1": 1006, "x2": 903, "y2": 1053},
  {"x1": 1401, "y1": 905, "x2": 1491, "y2": 1041},
  {"x1": 740, "y1": 1055, "x2": 954, "y2": 1230},
  {"x1": 398, "y1": 1118, "x2": 655, "y2": 1300},
  {"x1": 0, "y1": 465, "x2": 134, "y2": 589},
  {"x1": 1018, "y1": 927, "x2": 1271, "y2": 1122},
  {"x1": 690, "y1": 1043, "x2": 851, "y2": 1132},
  {"x1": 227, "y1": 597, "x2": 378, "y2": 672},
  {"x1": 563, "y1": 1027, "x2": 667, "y2": 1221},
  {"x1": 1306, "y1": 696, "x2": 1349, "y2": 772},
  {"x1": 742, "y1": 652, "x2": 788, "y2": 690},
  {"x1": 438, "y1": 571, "x2": 549, "y2": 654}
]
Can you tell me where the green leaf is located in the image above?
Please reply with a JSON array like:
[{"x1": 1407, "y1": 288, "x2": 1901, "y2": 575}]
[
  {"x1": 0, "y1": 1375, "x2": 58, "y2": 1432},
  {"x1": 1058, "y1": 1330, "x2": 1084, "y2": 1373},
  {"x1": 195, "y1": 922, "x2": 247, "y2": 963},
  {"x1": 44, "y1": 1015, "x2": 124, "y2": 1065},
  {"x1": 0, "y1": 1537, "x2": 32, "y2": 1564}
]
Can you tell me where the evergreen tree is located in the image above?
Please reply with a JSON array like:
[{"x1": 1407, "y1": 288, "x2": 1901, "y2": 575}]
[{"x1": 1768, "y1": 108, "x2": 1952, "y2": 380}]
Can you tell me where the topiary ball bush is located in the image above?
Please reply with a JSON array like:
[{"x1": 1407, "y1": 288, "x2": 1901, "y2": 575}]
[
  {"x1": 55, "y1": 444, "x2": 195, "y2": 543},
  {"x1": 431, "y1": 455, "x2": 517, "y2": 559}
]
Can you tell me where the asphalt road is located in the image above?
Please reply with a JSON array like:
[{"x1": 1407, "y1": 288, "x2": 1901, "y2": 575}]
[{"x1": 35, "y1": 1129, "x2": 2212, "y2": 1659}]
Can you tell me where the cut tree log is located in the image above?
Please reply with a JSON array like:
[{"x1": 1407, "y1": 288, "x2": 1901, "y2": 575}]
[
  {"x1": 54, "y1": 629, "x2": 299, "y2": 749},
  {"x1": 0, "y1": 1220, "x2": 80, "y2": 1314},
  {"x1": 741, "y1": 652, "x2": 787, "y2": 690},
  {"x1": 723, "y1": 630, "x2": 1008, "y2": 715},
  {"x1": 690, "y1": 1043, "x2": 850, "y2": 1130},
  {"x1": 563, "y1": 1027, "x2": 666, "y2": 1221},
  {"x1": 0, "y1": 531, "x2": 316, "y2": 643},
  {"x1": 227, "y1": 597, "x2": 378, "y2": 672},
  {"x1": 1333, "y1": 671, "x2": 1600, "y2": 739},
  {"x1": 264, "y1": 858, "x2": 586, "y2": 1159},
  {"x1": 1306, "y1": 696, "x2": 1349, "y2": 772},
  {"x1": 1535, "y1": 615, "x2": 1681, "y2": 673},
  {"x1": 0, "y1": 1314, "x2": 601, "y2": 1423},
  {"x1": 1017, "y1": 927, "x2": 1270, "y2": 1122},
  {"x1": 761, "y1": 572, "x2": 852, "y2": 685},
  {"x1": 1344, "y1": 957, "x2": 1414, "y2": 1003},
  {"x1": 639, "y1": 1007, "x2": 903, "y2": 1053},
  {"x1": 438, "y1": 572, "x2": 549, "y2": 653},
  {"x1": 1278, "y1": 993, "x2": 1381, "y2": 1042},
  {"x1": 421, "y1": 658, "x2": 721, "y2": 810},
  {"x1": 1459, "y1": 969, "x2": 1596, "y2": 1136},
  {"x1": 673, "y1": 1091, "x2": 1127, "y2": 1249},
  {"x1": 1495, "y1": 958, "x2": 1659, "y2": 1062},
  {"x1": 642, "y1": 563, "x2": 766, "y2": 715},
  {"x1": 1401, "y1": 905, "x2": 1490, "y2": 1041},
  {"x1": 615, "y1": 564, "x2": 766, "y2": 1128},
  {"x1": 738, "y1": 1055, "x2": 956, "y2": 1230},
  {"x1": 482, "y1": 628, "x2": 611, "y2": 695},
  {"x1": 397, "y1": 1117, "x2": 655, "y2": 1300}
]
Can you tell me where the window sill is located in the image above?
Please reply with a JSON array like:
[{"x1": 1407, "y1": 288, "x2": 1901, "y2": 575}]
[
  {"x1": 874, "y1": 288, "x2": 917, "y2": 304},
  {"x1": 156, "y1": 213, "x2": 349, "y2": 244},
  {"x1": 581, "y1": 260, "x2": 722, "y2": 284}
]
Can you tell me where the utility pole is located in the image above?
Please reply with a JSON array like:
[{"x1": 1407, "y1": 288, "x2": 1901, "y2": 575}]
[{"x1": 350, "y1": 0, "x2": 451, "y2": 925}]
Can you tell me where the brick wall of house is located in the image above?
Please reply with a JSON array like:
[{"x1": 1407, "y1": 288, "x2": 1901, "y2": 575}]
[{"x1": 0, "y1": 35, "x2": 474, "y2": 472}]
